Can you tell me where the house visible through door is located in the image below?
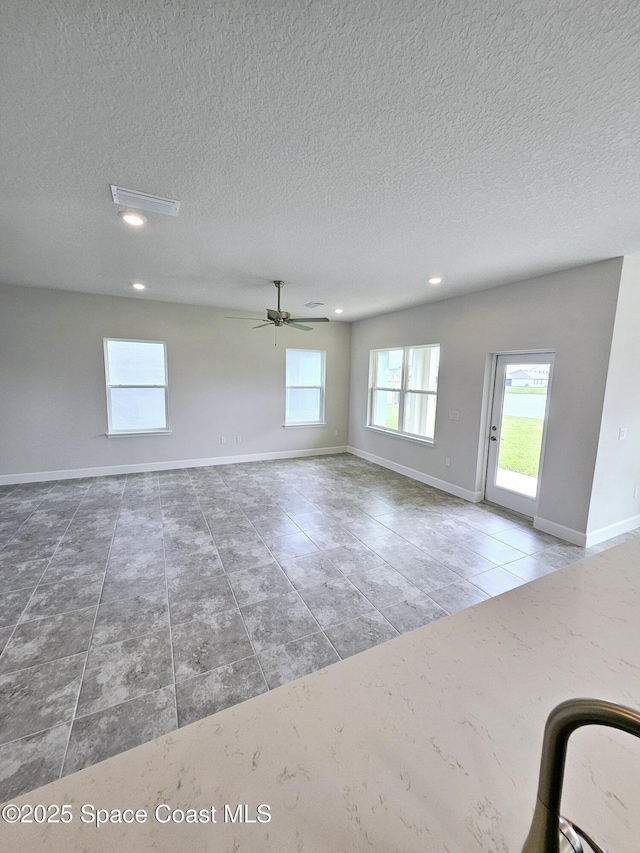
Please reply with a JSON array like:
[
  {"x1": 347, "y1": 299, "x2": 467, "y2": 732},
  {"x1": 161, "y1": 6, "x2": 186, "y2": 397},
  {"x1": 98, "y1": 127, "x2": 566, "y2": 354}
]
[{"x1": 485, "y1": 352, "x2": 554, "y2": 517}]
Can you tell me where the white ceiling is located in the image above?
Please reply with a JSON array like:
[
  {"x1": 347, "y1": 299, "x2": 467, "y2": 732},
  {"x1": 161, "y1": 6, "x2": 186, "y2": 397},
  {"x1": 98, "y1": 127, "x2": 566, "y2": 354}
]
[{"x1": 2, "y1": 0, "x2": 640, "y2": 321}]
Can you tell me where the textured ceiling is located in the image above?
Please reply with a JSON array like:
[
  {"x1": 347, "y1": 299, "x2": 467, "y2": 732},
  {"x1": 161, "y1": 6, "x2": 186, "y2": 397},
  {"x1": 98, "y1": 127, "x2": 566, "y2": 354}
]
[{"x1": 2, "y1": 0, "x2": 640, "y2": 321}]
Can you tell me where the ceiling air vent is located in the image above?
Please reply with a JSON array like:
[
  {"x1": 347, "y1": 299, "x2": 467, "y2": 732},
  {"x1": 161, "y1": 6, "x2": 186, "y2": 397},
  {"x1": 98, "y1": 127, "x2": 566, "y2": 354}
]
[
  {"x1": 303, "y1": 301, "x2": 325, "y2": 308},
  {"x1": 110, "y1": 185, "x2": 181, "y2": 217}
]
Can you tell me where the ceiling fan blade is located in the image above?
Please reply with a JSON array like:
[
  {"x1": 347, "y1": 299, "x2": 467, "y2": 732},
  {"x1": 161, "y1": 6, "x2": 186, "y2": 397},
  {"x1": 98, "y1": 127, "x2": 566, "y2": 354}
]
[
  {"x1": 224, "y1": 317, "x2": 267, "y2": 321},
  {"x1": 253, "y1": 323, "x2": 273, "y2": 329},
  {"x1": 286, "y1": 322, "x2": 313, "y2": 331},
  {"x1": 287, "y1": 317, "x2": 330, "y2": 323}
]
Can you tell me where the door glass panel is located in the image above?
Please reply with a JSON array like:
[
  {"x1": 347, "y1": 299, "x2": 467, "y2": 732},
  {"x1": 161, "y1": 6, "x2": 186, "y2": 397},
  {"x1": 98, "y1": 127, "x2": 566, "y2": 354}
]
[{"x1": 496, "y1": 363, "x2": 550, "y2": 498}]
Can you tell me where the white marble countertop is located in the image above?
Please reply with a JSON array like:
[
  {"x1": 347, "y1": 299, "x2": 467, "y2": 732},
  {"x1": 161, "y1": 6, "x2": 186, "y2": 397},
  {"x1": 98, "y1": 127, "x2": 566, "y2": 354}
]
[{"x1": 2, "y1": 538, "x2": 640, "y2": 852}]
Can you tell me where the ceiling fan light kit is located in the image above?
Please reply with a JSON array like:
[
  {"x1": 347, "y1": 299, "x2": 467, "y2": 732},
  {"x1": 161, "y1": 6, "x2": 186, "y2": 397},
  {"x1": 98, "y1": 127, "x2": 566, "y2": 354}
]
[{"x1": 225, "y1": 281, "x2": 330, "y2": 333}]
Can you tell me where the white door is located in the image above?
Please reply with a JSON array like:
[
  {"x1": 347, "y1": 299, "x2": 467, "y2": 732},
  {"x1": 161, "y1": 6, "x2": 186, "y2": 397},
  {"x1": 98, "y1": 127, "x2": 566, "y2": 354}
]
[{"x1": 485, "y1": 352, "x2": 554, "y2": 517}]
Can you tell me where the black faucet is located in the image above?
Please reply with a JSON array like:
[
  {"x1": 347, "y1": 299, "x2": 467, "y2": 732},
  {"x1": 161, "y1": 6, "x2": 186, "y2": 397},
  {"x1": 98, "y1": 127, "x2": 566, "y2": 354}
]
[{"x1": 522, "y1": 698, "x2": 640, "y2": 853}]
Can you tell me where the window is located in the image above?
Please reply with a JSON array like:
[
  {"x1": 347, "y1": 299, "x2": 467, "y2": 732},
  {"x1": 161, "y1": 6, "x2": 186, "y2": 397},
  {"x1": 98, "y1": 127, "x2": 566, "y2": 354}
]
[
  {"x1": 285, "y1": 349, "x2": 326, "y2": 426},
  {"x1": 104, "y1": 338, "x2": 169, "y2": 435},
  {"x1": 368, "y1": 344, "x2": 440, "y2": 441}
]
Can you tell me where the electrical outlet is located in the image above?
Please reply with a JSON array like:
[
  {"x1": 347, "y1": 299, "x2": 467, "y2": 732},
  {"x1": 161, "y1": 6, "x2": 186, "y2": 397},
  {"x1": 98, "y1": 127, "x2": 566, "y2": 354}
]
[
  {"x1": 236, "y1": 435, "x2": 242, "y2": 443},
  {"x1": 445, "y1": 457, "x2": 451, "y2": 467},
  {"x1": 220, "y1": 436, "x2": 226, "y2": 445},
  {"x1": 448, "y1": 411, "x2": 459, "y2": 420}
]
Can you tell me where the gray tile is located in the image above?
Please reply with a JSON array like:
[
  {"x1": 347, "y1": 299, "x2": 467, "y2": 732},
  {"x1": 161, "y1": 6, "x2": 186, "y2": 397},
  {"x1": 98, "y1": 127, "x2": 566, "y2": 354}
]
[
  {"x1": 286, "y1": 510, "x2": 333, "y2": 532},
  {"x1": 0, "y1": 723, "x2": 70, "y2": 804},
  {"x1": 503, "y1": 555, "x2": 563, "y2": 582},
  {"x1": 279, "y1": 553, "x2": 344, "y2": 590},
  {"x1": 165, "y1": 550, "x2": 225, "y2": 584},
  {"x1": 298, "y1": 578, "x2": 373, "y2": 629},
  {"x1": 463, "y1": 510, "x2": 521, "y2": 534},
  {"x1": 240, "y1": 592, "x2": 319, "y2": 653},
  {"x1": 106, "y1": 550, "x2": 165, "y2": 575},
  {"x1": 0, "y1": 539, "x2": 60, "y2": 566},
  {"x1": 208, "y1": 517, "x2": 257, "y2": 541},
  {"x1": 349, "y1": 564, "x2": 421, "y2": 608},
  {"x1": 0, "y1": 653, "x2": 85, "y2": 745},
  {"x1": 403, "y1": 527, "x2": 456, "y2": 553},
  {"x1": 323, "y1": 542, "x2": 385, "y2": 574},
  {"x1": 64, "y1": 686, "x2": 177, "y2": 775},
  {"x1": 0, "y1": 607, "x2": 97, "y2": 674},
  {"x1": 92, "y1": 592, "x2": 168, "y2": 648},
  {"x1": 171, "y1": 609, "x2": 253, "y2": 681},
  {"x1": 266, "y1": 532, "x2": 319, "y2": 561},
  {"x1": 0, "y1": 587, "x2": 33, "y2": 628},
  {"x1": 178, "y1": 651, "x2": 268, "y2": 722},
  {"x1": 430, "y1": 543, "x2": 498, "y2": 579},
  {"x1": 259, "y1": 632, "x2": 340, "y2": 689},
  {"x1": 227, "y1": 563, "x2": 294, "y2": 606},
  {"x1": 464, "y1": 536, "x2": 528, "y2": 565},
  {"x1": 41, "y1": 552, "x2": 108, "y2": 584},
  {"x1": 78, "y1": 629, "x2": 173, "y2": 716},
  {"x1": 542, "y1": 543, "x2": 591, "y2": 565},
  {"x1": 100, "y1": 568, "x2": 167, "y2": 604},
  {"x1": 469, "y1": 566, "x2": 526, "y2": 596},
  {"x1": 379, "y1": 595, "x2": 448, "y2": 634},
  {"x1": 425, "y1": 518, "x2": 481, "y2": 543},
  {"x1": 491, "y1": 526, "x2": 561, "y2": 554},
  {"x1": 325, "y1": 612, "x2": 399, "y2": 659},
  {"x1": 55, "y1": 535, "x2": 111, "y2": 563},
  {"x1": 0, "y1": 625, "x2": 14, "y2": 655},
  {"x1": 343, "y1": 518, "x2": 392, "y2": 539},
  {"x1": 390, "y1": 555, "x2": 461, "y2": 594},
  {"x1": 169, "y1": 576, "x2": 236, "y2": 625},
  {"x1": 251, "y1": 517, "x2": 301, "y2": 538},
  {"x1": 0, "y1": 558, "x2": 48, "y2": 593},
  {"x1": 218, "y1": 541, "x2": 275, "y2": 574},
  {"x1": 305, "y1": 526, "x2": 360, "y2": 550},
  {"x1": 20, "y1": 573, "x2": 104, "y2": 623},
  {"x1": 428, "y1": 580, "x2": 491, "y2": 614}
]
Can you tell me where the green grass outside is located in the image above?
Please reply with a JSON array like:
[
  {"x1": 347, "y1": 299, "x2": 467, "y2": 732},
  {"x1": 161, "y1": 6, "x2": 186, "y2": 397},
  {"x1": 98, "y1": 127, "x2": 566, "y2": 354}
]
[
  {"x1": 385, "y1": 403, "x2": 399, "y2": 429},
  {"x1": 505, "y1": 386, "x2": 546, "y2": 394},
  {"x1": 498, "y1": 415, "x2": 544, "y2": 477}
]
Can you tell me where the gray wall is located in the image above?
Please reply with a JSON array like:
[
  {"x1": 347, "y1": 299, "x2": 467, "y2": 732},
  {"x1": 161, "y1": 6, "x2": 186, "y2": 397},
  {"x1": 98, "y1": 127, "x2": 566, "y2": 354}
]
[
  {"x1": 0, "y1": 284, "x2": 351, "y2": 480},
  {"x1": 587, "y1": 253, "x2": 640, "y2": 540},
  {"x1": 348, "y1": 259, "x2": 623, "y2": 538}
]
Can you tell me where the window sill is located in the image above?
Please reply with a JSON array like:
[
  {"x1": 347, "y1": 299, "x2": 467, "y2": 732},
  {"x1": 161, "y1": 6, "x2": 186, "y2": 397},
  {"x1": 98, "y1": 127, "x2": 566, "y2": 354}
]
[
  {"x1": 106, "y1": 430, "x2": 172, "y2": 438},
  {"x1": 283, "y1": 423, "x2": 327, "y2": 429},
  {"x1": 365, "y1": 425, "x2": 434, "y2": 446}
]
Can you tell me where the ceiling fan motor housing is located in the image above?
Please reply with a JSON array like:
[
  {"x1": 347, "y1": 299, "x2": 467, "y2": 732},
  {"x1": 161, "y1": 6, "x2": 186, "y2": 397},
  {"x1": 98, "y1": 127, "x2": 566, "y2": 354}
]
[{"x1": 267, "y1": 308, "x2": 289, "y2": 326}]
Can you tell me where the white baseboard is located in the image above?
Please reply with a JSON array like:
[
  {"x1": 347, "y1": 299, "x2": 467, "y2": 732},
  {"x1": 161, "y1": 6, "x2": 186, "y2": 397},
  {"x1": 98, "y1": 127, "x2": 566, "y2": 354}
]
[
  {"x1": 347, "y1": 446, "x2": 483, "y2": 503},
  {"x1": 0, "y1": 446, "x2": 349, "y2": 485},
  {"x1": 533, "y1": 516, "x2": 587, "y2": 547},
  {"x1": 584, "y1": 514, "x2": 640, "y2": 549}
]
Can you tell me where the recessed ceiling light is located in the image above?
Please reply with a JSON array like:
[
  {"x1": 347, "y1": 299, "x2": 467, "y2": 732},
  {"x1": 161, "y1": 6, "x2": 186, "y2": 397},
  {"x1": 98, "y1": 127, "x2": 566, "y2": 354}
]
[
  {"x1": 132, "y1": 282, "x2": 146, "y2": 290},
  {"x1": 334, "y1": 308, "x2": 344, "y2": 314},
  {"x1": 119, "y1": 211, "x2": 147, "y2": 227},
  {"x1": 428, "y1": 276, "x2": 442, "y2": 285}
]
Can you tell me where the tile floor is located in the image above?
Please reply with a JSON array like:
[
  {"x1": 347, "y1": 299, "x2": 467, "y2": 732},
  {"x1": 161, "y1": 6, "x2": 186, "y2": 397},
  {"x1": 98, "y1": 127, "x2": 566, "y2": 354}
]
[{"x1": 0, "y1": 453, "x2": 637, "y2": 802}]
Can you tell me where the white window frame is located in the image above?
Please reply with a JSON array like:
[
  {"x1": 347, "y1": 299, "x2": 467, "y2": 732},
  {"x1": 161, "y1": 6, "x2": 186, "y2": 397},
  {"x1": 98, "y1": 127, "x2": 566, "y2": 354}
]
[
  {"x1": 284, "y1": 349, "x2": 326, "y2": 427},
  {"x1": 103, "y1": 338, "x2": 171, "y2": 437},
  {"x1": 367, "y1": 344, "x2": 440, "y2": 444}
]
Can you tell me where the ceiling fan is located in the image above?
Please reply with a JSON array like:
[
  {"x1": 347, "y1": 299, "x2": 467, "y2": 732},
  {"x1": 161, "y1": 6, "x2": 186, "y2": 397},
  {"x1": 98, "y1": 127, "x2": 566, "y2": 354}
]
[{"x1": 225, "y1": 281, "x2": 330, "y2": 331}]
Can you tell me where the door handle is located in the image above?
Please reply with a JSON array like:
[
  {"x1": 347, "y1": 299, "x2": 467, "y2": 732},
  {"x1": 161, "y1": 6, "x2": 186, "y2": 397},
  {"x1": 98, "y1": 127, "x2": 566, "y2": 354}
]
[{"x1": 490, "y1": 436, "x2": 497, "y2": 441}]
